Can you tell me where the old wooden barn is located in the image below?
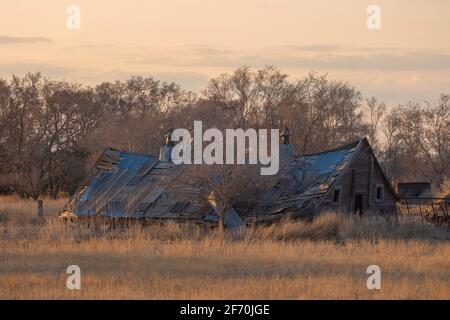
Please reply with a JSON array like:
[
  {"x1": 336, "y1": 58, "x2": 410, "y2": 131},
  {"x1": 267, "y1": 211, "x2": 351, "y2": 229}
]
[
  {"x1": 60, "y1": 131, "x2": 398, "y2": 227},
  {"x1": 249, "y1": 135, "x2": 398, "y2": 222}
]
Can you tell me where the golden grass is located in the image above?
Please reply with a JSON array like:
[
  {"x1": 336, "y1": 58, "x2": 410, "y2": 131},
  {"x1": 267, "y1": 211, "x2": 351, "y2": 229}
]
[{"x1": 0, "y1": 197, "x2": 449, "y2": 300}]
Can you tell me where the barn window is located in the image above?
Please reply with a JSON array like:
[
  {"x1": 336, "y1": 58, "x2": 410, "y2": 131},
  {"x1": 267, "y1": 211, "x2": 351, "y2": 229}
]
[
  {"x1": 332, "y1": 187, "x2": 342, "y2": 205},
  {"x1": 376, "y1": 184, "x2": 384, "y2": 202}
]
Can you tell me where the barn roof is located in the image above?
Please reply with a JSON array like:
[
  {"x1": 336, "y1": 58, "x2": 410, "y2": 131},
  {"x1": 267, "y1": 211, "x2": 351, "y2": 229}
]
[
  {"x1": 62, "y1": 137, "x2": 397, "y2": 225},
  {"x1": 249, "y1": 140, "x2": 361, "y2": 221},
  {"x1": 61, "y1": 148, "x2": 216, "y2": 225}
]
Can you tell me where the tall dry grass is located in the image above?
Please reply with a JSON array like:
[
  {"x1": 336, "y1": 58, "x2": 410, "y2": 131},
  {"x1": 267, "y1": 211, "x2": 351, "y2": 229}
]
[
  {"x1": 0, "y1": 196, "x2": 449, "y2": 299},
  {"x1": 249, "y1": 213, "x2": 449, "y2": 242}
]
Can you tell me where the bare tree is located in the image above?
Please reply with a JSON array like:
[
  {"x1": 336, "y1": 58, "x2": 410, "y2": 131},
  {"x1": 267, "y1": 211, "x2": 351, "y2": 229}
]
[
  {"x1": 203, "y1": 66, "x2": 289, "y2": 128},
  {"x1": 184, "y1": 163, "x2": 272, "y2": 231},
  {"x1": 0, "y1": 68, "x2": 447, "y2": 199},
  {"x1": 382, "y1": 111, "x2": 401, "y2": 181},
  {"x1": 384, "y1": 96, "x2": 450, "y2": 189},
  {"x1": 365, "y1": 97, "x2": 386, "y2": 151}
]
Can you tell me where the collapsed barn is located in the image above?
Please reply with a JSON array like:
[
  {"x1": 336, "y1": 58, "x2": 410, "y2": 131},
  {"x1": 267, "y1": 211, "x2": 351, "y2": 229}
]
[{"x1": 60, "y1": 131, "x2": 398, "y2": 228}]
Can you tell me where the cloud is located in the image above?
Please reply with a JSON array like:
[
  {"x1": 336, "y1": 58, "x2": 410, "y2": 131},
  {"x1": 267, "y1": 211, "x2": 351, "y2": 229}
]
[
  {"x1": 0, "y1": 62, "x2": 209, "y2": 92},
  {"x1": 129, "y1": 45, "x2": 240, "y2": 66},
  {"x1": 127, "y1": 45, "x2": 450, "y2": 72},
  {"x1": 0, "y1": 36, "x2": 52, "y2": 44},
  {"x1": 151, "y1": 72, "x2": 209, "y2": 91},
  {"x1": 0, "y1": 63, "x2": 72, "y2": 78},
  {"x1": 282, "y1": 45, "x2": 343, "y2": 52},
  {"x1": 1, "y1": 44, "x2": 449, "y2": 106},
  {"x1": 189, "y1": 48, "x2": 450, "y2": 72},
  {"x1": 184, "y1": 46, "x2": 238, "y2": 56},
  {"x1": 270, "y1": 51, "x2": 450, "y2": 71}
]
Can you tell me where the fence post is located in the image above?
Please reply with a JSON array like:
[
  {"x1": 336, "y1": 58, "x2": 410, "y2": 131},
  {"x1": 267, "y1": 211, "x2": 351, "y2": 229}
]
[
  {"x1": 405, "y1": 198, "x2": 411, "y2": 224},
  {"x1": 418, "y1": 201, "x2": 424, "y2": 224},
  {"x1": 37, "y1": 200, "x2": 43, "y2": 218}
]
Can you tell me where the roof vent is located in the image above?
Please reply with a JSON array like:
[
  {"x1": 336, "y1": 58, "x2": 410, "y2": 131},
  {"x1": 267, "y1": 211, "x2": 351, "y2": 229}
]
[
  {"x1": 280, "y1": 126, "x2": 294, "y2": 163},
  {"x1": 280, "y1": 126, "x2": 291, "y2": 144},
  {"x1": 159, "y1": 128, "x2": 174, "y2": 162}
]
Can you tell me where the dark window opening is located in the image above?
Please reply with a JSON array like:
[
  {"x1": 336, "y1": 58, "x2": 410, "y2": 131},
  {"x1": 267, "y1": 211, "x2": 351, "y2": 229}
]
[
  {"x1": 354, "y1": 194, "x2": 364, "y2": 216},
  {"x1": 376, "y1": 185, "x2": 383, "y2": 201},
  {"x1": 332, "y1": 188, "x2": 341, "y2": 204}
]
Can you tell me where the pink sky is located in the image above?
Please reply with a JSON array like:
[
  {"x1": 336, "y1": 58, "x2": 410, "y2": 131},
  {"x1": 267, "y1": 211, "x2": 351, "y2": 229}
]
[{"x1": 1, "y1": 0, "x2": 450, "y2": 105}]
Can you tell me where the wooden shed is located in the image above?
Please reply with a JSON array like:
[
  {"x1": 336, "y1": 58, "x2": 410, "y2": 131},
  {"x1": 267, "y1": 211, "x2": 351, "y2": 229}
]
[{"x1": 397, "y1": 182, "x2": 432, "y2": 198}]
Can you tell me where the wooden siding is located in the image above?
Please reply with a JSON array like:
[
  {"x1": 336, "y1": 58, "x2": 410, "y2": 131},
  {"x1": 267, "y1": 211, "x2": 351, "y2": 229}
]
[{"x1": 321, "y1": 144, "x2": 396, "y2": 214}]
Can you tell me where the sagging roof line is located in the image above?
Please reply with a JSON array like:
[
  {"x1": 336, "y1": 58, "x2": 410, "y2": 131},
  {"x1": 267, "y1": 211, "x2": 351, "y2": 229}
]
[{"x1": 303, "y1": 138, "x2": 362, "y2": 157}]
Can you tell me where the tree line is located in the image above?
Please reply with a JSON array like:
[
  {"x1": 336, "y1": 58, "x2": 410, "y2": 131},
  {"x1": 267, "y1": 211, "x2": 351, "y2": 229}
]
[{"x1": 0, "y1": 66, "x2": 448, "y2": 199}]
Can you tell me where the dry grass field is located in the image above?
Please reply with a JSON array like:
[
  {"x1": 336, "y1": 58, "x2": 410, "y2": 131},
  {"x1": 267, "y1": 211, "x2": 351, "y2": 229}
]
[{"x1": 0, "y1": 196, "x2": 449, "y2": 300}]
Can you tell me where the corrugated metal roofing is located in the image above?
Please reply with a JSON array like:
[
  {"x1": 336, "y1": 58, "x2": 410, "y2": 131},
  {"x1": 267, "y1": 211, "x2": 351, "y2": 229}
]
[
  {"x1": 249, "y1": 140, "x2": 360, "y2": 221},
  {"x1": 62, "y1": 148, "x2": 215, "y2": 224},
  {"x1": 63, "y1": 139, "x2": 371, "y2": 225}
]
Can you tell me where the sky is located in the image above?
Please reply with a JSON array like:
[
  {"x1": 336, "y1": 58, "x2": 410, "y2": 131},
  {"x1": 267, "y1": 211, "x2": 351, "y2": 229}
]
[{"x1": 0, "y1": 0, "x2": 449, "y2": 105}]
